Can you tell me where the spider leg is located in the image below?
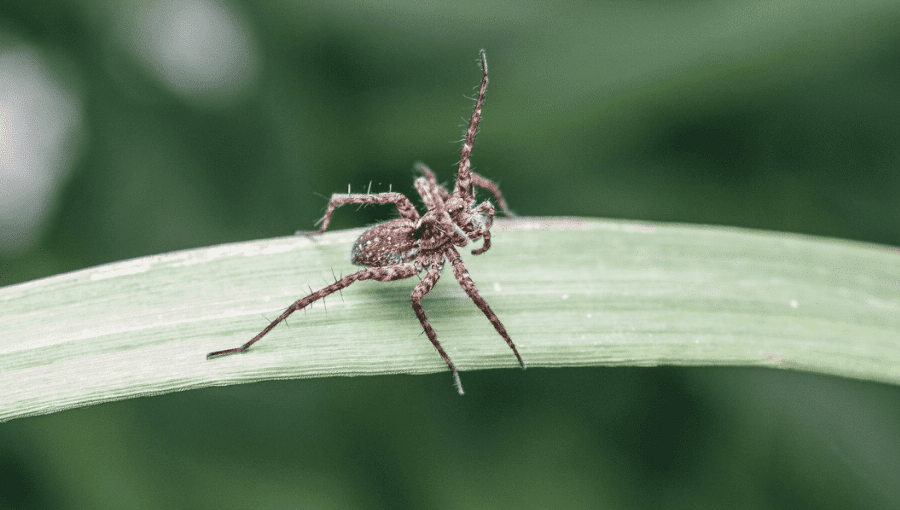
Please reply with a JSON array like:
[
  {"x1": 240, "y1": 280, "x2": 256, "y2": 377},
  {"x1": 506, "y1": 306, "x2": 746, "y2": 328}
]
[
  {"x1": 413, "y1": 178, "x2": 467, "y2": 246},
  {"x1": 469, "y1": 201, "x2": 495, "y2": 255},
  {"x1": 445, "y1": 247, "x2": 525, "y2": 369},
  {"x1": 207, "y1": 264, "x2": 419, "y2": 358},
  {"x1": 415, "y1": 163, "x2": 450, "y2": 202},
  {"x1": 413, "y1": 205, "x2": 468, "y2": 250},
  {"x1": 470, "y1": 172, "x2": 515, "y2": 217},
  {"x1": 453, "y1": 49, "x2": 488, "y2": 202},
  {"x1": 414, "y1": 165, "x2": 466, "y2": 244},
  {"x1": 411, "y1": 258, "x2": 465, "y2": 394},
  {"x1": 471, "y1": 229, "x2": 491, "y2": 255},
  {"x1": 414, "y1": 176, "x2": 446, "y2": 214},
  {"x1": 313, "y1": 192, "x2": 420, "y2": 234}
]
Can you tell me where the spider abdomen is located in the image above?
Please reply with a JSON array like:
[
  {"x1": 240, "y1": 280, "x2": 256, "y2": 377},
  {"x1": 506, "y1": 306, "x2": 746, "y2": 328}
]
[{"x1": 351, "y1": 218, "x2": 419, "y2": 267}]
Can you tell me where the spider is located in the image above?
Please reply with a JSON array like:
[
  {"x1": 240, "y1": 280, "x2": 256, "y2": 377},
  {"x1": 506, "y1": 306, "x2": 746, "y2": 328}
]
[{"x1": 207, "y1": 49, "x2": 524, "y2": 394}]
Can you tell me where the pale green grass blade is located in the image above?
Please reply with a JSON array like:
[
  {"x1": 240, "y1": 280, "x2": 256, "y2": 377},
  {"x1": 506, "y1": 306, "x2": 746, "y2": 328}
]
[{"x1": 2, "y1": 217, "x2": 898, "y2": 422}]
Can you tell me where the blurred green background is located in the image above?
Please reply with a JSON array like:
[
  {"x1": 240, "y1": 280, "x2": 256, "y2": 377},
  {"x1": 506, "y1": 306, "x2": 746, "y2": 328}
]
[{"x1": 2, "y1": 0, "x2": 899, "y2": 508}]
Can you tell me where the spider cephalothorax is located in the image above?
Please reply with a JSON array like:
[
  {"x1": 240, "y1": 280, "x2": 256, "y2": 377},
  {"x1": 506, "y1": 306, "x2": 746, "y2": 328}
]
[{"x1": 207, "y1": 50, "x2": 522, "y2": 394}]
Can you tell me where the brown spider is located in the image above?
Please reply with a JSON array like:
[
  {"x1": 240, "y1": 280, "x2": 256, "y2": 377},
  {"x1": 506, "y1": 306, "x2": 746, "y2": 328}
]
[{"x1": 207, "y1": 49, "x2": 523, "y2": 394}]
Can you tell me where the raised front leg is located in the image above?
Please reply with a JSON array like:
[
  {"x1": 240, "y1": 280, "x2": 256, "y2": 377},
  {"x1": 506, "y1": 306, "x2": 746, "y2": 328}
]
[
  {"x1": 453, "y1": 49, "x2": 489, "y2": 200},
  {"x1": 314, "y1": 192, "x2": 420, "y2": 234}
]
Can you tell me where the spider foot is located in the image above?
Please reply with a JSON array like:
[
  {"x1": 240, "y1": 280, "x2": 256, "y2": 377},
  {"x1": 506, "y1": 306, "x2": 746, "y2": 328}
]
[
  {"x1": 301, "y1": 229, "x2": 327, "y2": 240},
  {"x1": 513, "y1": 351, "x2": 526, "y2": 370},
  {"x1": 206, "y1": 347, "x2": 244, "y2": 359},
  {"x1": 452, "y1": 370, "x2": 465, "y2": 395}
]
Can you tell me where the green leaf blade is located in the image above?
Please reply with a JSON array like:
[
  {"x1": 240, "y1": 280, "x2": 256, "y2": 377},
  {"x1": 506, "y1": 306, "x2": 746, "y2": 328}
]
[{"x1": 2, "y1": 217, "x2": 898, "y2": 422}]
